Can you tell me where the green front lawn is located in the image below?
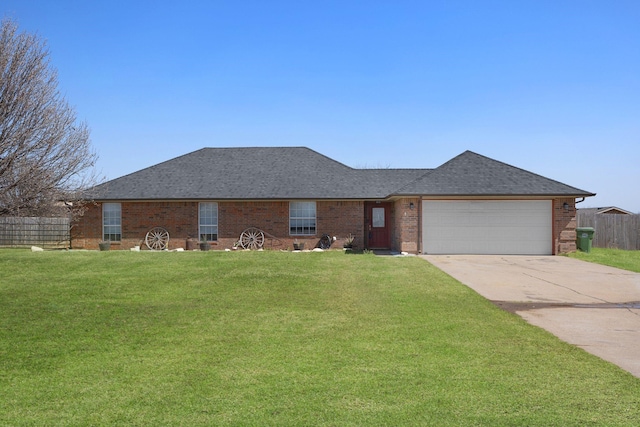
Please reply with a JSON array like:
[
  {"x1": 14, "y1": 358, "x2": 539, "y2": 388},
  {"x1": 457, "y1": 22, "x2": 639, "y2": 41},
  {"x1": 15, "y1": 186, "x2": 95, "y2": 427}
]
[
  {"x1": 1, "y1": 250, "x2": 639, "y2": 426},
  {"x1": 569, "y1": 247, "x2": 640, "y2": 272}
]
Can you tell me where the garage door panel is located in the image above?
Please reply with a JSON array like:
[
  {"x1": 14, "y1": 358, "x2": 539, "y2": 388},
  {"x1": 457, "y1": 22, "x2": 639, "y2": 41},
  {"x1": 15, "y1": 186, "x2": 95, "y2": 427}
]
[{"x1": 422, "y1": 200, "x2": 552, "y2": 255}]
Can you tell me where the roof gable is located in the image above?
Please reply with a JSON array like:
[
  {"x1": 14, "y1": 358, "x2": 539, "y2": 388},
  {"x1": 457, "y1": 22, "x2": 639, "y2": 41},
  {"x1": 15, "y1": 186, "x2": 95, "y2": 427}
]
[{"x1": 394, "y1": 151, "x2": 594, "y2": 197}]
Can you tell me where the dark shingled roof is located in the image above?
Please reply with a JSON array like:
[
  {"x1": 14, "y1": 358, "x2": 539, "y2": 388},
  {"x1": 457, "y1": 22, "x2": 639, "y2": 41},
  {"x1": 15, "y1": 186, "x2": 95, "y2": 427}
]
[
  {"x1": 91, "y1": 147, "x2": 429, "y2": 200},
  {"x1": 90, "y1": 147, "x2": 594, "y2": 200},
  {"x1": 394, "y1": 151, "x2": 594, "y2": 197}
]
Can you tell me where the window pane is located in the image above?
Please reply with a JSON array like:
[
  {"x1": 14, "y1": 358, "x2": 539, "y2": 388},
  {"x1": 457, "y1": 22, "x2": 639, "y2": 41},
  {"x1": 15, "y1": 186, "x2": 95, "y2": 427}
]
[
  {"x1": 199, "y1": 202, "x2": 218, "y2": 241},
  {"x1": 290, "y1": 201, "x2": 316, "y2": 235},
  {"x1": 372, "y1": 207, "x2": 385, "y2": 228},
  {"x1": 102, "y1": 203, "x2": 121, "y2": 241}
]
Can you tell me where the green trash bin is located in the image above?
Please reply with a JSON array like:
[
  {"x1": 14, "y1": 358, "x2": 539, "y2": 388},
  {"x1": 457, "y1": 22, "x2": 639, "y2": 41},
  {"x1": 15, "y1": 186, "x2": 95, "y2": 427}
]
[{"x1": 576, "y1": 227, "x2": 595, "y2": 253}]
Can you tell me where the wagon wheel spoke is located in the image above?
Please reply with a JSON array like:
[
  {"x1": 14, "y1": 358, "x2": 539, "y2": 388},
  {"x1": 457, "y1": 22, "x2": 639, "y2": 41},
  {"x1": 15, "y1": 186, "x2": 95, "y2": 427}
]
[
  {"x1": 239, "y1": 227, "x2": 265, "y2": 250},
  {"x1": 145, "y1": 227, "x2": 170, "y2": 250}
]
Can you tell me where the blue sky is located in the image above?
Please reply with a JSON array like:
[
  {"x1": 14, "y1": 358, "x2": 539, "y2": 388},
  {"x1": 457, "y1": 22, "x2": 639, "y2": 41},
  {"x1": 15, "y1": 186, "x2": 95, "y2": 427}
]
[{"x1": 3, "y1": 0, "x2": 639, "y2": 212}]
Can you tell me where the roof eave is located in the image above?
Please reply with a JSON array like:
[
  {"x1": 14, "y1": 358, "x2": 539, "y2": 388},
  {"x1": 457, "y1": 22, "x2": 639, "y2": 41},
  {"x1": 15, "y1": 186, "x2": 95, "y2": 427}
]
[{"x1": 391, "y1": 192, "x2": 597, "y2": 198}]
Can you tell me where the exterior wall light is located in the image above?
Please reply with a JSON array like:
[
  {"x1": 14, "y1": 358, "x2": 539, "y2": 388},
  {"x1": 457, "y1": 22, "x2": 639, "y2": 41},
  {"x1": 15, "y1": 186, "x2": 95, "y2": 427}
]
[
  {"x1": 563, "y1": 202, "x2": 570, "y2": 211},
  {"x1": 409, "y1": 202, "x2": 415, "y2": 210}
]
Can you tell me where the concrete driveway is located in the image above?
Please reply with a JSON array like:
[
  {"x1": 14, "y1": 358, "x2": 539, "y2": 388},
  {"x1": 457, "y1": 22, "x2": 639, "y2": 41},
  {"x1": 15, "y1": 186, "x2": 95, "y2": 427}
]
[{"x1": 422, "y1": 255, "x2": 640, "y2": 378}]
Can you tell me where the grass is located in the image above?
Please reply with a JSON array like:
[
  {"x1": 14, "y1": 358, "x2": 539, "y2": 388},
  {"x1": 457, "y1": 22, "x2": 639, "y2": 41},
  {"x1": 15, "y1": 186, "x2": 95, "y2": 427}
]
[
  {"x1": 568, "y1": 247, "x2": 640, "y2": 272},
  {"x1": 1, "y1": 249, "x2": 639, "y2": 426}
]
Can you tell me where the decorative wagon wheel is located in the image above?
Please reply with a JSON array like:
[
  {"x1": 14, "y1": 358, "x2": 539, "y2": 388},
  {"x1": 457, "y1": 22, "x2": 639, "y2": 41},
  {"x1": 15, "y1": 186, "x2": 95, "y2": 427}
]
[
  {"x1": 145, "y1": 227, "x2": 170, "y2": 250},
  {"x1": 319, "y1": 234, "x2": 332, "y2": 249},
  {"x1": 239, "y1": 227, "x2": 265, "y2": 250}
]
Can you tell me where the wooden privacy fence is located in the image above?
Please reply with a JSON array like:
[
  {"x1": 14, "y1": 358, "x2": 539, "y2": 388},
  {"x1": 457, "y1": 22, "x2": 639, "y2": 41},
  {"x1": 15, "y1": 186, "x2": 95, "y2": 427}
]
[
  {"x1": 0, "y1": 217, "x2": 70, "y2": 249},
  {"x1": 577, "y1": 212, "x2": 640, "y2": 251}
]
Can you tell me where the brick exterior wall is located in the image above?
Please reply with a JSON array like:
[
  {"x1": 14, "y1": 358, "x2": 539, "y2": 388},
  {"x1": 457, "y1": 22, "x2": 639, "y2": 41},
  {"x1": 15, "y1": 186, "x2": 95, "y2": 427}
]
[
  {"x1": 391, "y1": 198, "x2": 421, "y2": 253},
  {"x1": 317, "y1": 201, "x2": 365, "y2": 249},
  {"x1": 72, "y1": 200, "x2": 365, "y2": 251},
  {"x1": 553, "y1": 198, "x2": 577, "y2": 254},
  {"x1": 72, "y1": 201, "x2": 199, "y2": 250},
  {"x1": 72, "y1": 198, "x2": 577, "y2": 254}
]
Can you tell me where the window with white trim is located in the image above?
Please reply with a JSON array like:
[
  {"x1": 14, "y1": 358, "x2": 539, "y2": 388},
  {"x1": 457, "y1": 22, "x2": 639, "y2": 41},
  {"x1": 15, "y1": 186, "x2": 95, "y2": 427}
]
[
  {"x1": 199, "y1": 202, "x2": 218, "y2": 241},
  {"x1": 102, "y1": 203, "x2": 121, "y2": 241},
  {"x1": 289, "y1": 201, "x2": 316, "y2": 235}
]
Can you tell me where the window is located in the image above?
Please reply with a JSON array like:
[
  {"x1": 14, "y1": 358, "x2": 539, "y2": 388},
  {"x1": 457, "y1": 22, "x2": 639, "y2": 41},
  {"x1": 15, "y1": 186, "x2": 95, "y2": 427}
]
[
  {"x1": 102, "y1": 203, "x2": 121, "y2": 241},
  {"x1": 199, "y1": 202, "x2": 218, "y2": 241},
  {"x1": 372, "y1": 207, "x2": 385, "y2": 227},
  {"x1": 290, "y1": 201, "x2": 316, "y2": 235}
]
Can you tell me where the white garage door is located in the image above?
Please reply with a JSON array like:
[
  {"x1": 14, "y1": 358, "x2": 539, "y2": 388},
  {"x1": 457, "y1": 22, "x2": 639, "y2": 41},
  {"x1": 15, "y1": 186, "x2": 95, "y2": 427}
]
[{"x1": 422, "y1": 200, "x2": 552, "y2": 255}]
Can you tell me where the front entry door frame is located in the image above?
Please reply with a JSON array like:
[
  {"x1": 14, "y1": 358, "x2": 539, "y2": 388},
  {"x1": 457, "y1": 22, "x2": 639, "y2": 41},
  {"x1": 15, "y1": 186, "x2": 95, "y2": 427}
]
[{"x1": 365, "y1": 202, "x2": 391, "y2": 249}]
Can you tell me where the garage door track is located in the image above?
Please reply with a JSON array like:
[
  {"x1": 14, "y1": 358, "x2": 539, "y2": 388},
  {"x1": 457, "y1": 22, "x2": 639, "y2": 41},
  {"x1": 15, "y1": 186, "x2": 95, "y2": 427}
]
[{"x1": 423, "y1": 255, "x2": 640, "y2": 378}]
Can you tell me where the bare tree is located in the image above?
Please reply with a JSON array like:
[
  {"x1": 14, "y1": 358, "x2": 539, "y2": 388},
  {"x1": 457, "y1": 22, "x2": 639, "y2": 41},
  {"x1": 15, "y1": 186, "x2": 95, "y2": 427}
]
[{"x1": 0, "y1": 18, "x2": 98, "y2": 217}]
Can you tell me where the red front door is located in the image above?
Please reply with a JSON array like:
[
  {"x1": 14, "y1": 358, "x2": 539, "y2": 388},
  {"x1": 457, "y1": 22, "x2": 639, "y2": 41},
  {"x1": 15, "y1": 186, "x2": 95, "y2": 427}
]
[{"x1": 366, "y1": 203, "x2": 390, "y2": 249}]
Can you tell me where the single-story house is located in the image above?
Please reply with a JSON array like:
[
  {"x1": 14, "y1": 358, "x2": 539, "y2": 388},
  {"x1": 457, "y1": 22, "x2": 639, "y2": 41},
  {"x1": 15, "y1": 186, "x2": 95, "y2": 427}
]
[
  {"x1": 73, "y1": 147, "x2": 595, "y2": 254},
  {"x1": 578, "y1": 206, "x2": 634, "y2": 215}
]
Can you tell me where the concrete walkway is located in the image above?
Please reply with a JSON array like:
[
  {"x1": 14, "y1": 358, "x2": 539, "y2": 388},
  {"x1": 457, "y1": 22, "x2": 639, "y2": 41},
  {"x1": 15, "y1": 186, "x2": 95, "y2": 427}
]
[{"x1": 422, "y1": 255, "x2": 640, "y2": 378}]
